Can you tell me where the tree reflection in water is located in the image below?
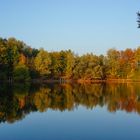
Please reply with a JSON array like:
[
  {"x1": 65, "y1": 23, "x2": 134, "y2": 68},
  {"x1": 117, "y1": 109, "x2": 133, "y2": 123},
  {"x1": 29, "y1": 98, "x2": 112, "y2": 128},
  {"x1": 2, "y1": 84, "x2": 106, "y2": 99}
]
[{"x1": 0, "y1": 82, "x2": 140, "y2": 124}]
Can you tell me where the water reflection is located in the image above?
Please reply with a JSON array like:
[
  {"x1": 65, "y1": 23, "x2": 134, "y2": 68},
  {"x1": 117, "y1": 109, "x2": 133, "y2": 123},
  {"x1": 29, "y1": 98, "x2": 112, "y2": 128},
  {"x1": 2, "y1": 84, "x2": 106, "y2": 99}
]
[{"x1": 0, "y1": 82, "x2": 140, "y2": 124}]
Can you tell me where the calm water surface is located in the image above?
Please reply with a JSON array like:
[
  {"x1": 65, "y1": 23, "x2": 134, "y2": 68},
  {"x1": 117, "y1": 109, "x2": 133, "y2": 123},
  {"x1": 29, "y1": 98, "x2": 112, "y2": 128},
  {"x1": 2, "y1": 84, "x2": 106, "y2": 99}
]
[{"x1": 0, "y1": 83, "x2": 140, "y2": 140}]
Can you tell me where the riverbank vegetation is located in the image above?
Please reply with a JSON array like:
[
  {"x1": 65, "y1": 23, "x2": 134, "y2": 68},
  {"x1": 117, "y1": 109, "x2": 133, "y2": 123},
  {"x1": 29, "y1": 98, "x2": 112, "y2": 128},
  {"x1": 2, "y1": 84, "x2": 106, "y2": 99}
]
[{"x1": 0, "y1": 37, "x2": 140, "y2": 82}]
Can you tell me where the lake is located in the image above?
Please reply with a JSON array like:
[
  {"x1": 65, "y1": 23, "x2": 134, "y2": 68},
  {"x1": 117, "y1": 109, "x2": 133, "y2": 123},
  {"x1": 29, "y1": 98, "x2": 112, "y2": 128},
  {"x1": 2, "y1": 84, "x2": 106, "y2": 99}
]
[{"x1": 0, "y1": 82, "x2": 140, "y2": 140}]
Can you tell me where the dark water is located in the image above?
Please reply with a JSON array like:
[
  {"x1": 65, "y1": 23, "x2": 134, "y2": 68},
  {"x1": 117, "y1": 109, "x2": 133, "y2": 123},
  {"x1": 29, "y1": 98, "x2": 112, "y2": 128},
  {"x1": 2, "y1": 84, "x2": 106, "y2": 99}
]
[{"x1": 0, "y1": 82, "x2": 140, "y2": 140}]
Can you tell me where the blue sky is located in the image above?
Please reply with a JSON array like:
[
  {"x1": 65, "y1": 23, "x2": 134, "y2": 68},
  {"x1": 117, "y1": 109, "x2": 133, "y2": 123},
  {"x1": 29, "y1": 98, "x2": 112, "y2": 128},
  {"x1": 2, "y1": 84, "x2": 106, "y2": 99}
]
[{"x1": 0, "y1": 0, "x2": 140, "y2": 55}]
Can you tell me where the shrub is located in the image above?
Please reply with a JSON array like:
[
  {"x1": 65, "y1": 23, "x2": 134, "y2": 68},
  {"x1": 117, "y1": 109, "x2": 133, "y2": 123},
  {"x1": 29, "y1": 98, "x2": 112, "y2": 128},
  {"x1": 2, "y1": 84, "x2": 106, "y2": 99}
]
[{"x1": 13, "y1": 64, "x2": 31, "y2": 82}]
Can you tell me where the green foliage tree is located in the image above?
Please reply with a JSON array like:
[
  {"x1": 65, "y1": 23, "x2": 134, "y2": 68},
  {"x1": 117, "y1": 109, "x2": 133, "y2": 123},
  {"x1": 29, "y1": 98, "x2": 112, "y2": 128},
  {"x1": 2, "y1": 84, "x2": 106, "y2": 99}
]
[
  {"x1": 106, "y1": 48, "x2": 121, "y2": 78},
  {"x1": 34, "y1": 49, "x2": 51, "y2": 78},
  {"x1": 7, "y1": 38, "x2": 20, "y2": 81},
  {"x1": 13, "y1": 64, "x2": 31, "y2": 82},
  {"x1": 50, "y1": 51, "x2": 68, "y2": 79},
  {"x1": 0, "y1": 38, "x2": 8, "y2": 80},
  {"x1": 65, "y1": 50, "x2": 75, "y2": 78},
  {"x1": 73, "y1": 53, "x2": 106, "y2": 80}
]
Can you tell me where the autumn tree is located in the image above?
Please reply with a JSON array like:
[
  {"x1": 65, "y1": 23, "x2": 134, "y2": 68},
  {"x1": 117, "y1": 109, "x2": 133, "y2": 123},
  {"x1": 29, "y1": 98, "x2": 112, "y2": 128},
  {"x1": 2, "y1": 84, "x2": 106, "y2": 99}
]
[
  {"x1": 73, "y1": 53, "x2": 106, "y2": 80},
  {"x1": 119, "y1": 49, "x2": 135, "y2": 78},
  {"x1": 65, "y1": 50, "x2": 75, "y2": 78},
  {"x1": 34, "y1": 49, "x2": 51, "y2": 78},
  {"x1": 50, "y1": 51, "x2": 68, "y2": 79},
  {"x1": 106, "y1": 48, "x2": 121, "y2": 78}
]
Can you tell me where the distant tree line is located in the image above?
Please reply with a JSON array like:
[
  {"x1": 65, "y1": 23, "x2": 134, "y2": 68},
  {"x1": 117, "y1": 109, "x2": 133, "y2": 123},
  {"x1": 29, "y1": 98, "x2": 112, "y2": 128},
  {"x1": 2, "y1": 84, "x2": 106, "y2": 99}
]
[{"x1": 0, "y1": 37, "x2": 140, "y2": 82}]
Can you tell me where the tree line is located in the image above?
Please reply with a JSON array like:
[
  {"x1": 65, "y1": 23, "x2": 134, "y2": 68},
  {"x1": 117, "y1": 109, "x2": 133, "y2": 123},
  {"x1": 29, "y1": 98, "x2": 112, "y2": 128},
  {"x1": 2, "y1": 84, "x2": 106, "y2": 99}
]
[{"x1": 0, "y1": 37, "x2": 140, "y2": 82}]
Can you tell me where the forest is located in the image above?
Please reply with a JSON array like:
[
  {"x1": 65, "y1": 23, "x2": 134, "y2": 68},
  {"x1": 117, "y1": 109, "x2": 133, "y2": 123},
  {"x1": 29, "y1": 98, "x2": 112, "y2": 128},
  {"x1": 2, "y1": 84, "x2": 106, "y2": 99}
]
[{"x1": 0, "y1": 37, "x2": 140, "y2": 82}]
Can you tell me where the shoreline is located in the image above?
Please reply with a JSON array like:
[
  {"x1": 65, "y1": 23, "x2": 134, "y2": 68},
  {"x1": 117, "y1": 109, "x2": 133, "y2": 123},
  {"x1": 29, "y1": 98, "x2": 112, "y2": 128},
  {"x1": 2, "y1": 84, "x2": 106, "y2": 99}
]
[
  {"x1": 2, "y1": 78, "x2": 140, "y2": 84},
  {"x1": 32, "y1": 78, "x2": 140, "y2": 84}
]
